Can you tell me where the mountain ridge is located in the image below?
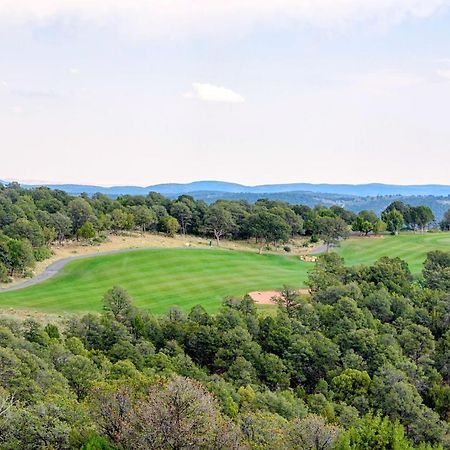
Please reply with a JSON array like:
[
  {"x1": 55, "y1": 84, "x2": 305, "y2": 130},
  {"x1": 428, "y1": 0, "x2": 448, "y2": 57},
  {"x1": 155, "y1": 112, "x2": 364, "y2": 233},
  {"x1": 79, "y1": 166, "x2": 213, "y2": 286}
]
[{"x1": 2, "y1": 179, "x2": 450, "y2": 197}]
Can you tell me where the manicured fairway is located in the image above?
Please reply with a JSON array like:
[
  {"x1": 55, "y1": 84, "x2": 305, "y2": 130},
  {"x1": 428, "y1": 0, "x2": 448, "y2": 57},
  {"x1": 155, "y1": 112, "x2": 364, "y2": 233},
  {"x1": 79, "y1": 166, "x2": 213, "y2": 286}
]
[
  {"x1": 1, "y1": 232, "x2": 449, "y2": 314},
  {"x1": 0, "y1": 249, "x2": 309, "y2": 314},
  {"x1": 337, "y1": 232, "x2": 450, "y2": 275}
]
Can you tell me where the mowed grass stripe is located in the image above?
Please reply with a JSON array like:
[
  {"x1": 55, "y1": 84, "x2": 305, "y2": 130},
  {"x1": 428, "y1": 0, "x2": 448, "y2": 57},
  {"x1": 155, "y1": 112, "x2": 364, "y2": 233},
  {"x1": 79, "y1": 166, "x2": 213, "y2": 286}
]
[
  {"x1": 1, "y1": 233, "x2": 449, "y2": 314},
  {"x1": 0, "y1": 248, "x2": 310, "y2": 313},
  {"x1": 337, "y1": 232, "x2": 450, "y2": 274}
]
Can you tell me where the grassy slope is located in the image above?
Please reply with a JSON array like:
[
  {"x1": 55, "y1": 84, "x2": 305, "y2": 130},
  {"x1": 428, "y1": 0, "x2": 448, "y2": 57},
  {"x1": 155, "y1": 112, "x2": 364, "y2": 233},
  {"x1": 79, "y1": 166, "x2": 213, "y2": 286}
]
[
  {"x1": 336, "y1": 232, "x2": 450, "y2": 274},
  {"x1": 1, "y1": 232, "x2": 449, "y2": 314},
  {"x1": 0, "y1": 249, "x2": 309, "y2": 314}
]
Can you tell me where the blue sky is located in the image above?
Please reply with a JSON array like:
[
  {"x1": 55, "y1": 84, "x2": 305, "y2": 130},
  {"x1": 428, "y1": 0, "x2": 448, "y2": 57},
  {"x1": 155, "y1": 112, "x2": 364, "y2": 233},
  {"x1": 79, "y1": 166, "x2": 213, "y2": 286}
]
[{"x1": 1, "y1": 1, "x2": 450, "y2": 186}]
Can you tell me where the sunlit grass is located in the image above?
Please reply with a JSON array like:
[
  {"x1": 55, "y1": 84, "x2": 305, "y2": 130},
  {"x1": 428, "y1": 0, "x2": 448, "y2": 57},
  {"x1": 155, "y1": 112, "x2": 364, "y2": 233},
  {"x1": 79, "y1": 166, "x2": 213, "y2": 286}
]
[
  {"x1": 0, "y1": 248, "x2": 309, "y2": 314},
  {"x1": 336, "y1": 232, "x2": 450, "y2": 275},
  {"x1": 1, "y1": 232, "x2": 449, "y2": 315}
]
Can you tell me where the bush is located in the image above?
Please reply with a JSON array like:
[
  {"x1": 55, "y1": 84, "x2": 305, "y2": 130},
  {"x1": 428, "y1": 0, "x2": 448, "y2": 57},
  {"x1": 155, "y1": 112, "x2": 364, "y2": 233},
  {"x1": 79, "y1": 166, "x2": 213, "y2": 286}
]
[
  {"x1": 310, "y1": 235, "x2": 319, "y2": 244},
  {"x1": 81, "y1": 435, "x2": 115, "y2": 450},
  {"x1": 91, "y1": 235, "x2": 107, "y2": 245},
  {"x1": 34, "y1": 246, "x2": 53, "y2": 262},
  {"x1": 283, "y1": 245, "x2": 292, "y2": 253},
  {"x1": 0, "y1": 262, "x2": 10, "y2": 283},
  {"x1": 24, "y1": 269, "x2": 34, "y2": 278},
  {"x1": 77, "y1": 222, "x2": 96, "y2": 241}
]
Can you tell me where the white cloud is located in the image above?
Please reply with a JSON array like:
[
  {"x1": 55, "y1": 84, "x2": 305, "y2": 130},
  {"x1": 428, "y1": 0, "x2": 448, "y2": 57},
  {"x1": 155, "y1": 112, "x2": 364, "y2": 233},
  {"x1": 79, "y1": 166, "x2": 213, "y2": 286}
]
[
  {"x1": 0, "y1": 0, "x2": 448, "y2": 38},
  {"x1": 69, "y1": 68, "x2": 80, "y2": 75},
  {"x1": 184, "y1": 83, "x2": 245, "y2": 103}
]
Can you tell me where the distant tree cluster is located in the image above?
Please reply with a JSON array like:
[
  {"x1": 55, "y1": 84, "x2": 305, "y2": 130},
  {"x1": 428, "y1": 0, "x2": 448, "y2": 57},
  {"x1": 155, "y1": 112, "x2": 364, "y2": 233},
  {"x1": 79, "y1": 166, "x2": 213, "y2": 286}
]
[
  {"x1": 381, "y1": 201, "x2": 435, "y2": 234},
  {"x1": 0, "y1": 251, "x2": 449, "y2": 448},
  {"x1": 0, "y1": 182, "x2": 447, "y2": 282}
]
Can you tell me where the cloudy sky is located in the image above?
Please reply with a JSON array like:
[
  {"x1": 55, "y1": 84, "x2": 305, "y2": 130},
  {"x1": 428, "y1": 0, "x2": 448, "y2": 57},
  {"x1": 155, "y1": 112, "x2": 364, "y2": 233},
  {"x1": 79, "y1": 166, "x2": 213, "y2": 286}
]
[{"x1": 1, "y1": 0, "x2": 450, "y2": 186}]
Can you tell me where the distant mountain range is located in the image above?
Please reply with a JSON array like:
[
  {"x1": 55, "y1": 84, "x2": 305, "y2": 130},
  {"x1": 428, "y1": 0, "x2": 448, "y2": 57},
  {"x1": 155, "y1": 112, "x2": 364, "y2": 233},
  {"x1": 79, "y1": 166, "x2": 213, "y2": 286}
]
[
  {"x1": 2, "y1": 180, "x2": 450, "y2": 197},
  {"x1": 1, "y1": 179, "x2": 449, "y2": 219}
]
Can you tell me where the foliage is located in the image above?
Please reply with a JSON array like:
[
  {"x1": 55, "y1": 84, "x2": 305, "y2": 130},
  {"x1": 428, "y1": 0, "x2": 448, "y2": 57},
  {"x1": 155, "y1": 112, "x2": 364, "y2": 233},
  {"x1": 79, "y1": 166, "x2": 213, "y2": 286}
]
[{"x1": 1, "y1": 250, "x2": 450, "y2": 448}]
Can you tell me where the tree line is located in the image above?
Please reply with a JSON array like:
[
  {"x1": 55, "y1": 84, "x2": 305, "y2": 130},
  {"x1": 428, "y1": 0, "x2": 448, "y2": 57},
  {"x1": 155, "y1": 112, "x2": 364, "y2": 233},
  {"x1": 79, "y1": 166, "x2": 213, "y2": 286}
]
[
  {"x1": 0, "y1": 251, "x2": 449, "y2": 448},
  {"x1": 1, "y1": 182, "x2": 449, "y2": 281}
]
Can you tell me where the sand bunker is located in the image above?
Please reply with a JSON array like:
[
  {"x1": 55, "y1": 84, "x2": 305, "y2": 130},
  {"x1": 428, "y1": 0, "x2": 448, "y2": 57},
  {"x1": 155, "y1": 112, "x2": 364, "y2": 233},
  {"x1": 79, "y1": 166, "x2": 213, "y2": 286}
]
[{"x1": 249, "y1": 289, "x2": 310, "y2": 305}]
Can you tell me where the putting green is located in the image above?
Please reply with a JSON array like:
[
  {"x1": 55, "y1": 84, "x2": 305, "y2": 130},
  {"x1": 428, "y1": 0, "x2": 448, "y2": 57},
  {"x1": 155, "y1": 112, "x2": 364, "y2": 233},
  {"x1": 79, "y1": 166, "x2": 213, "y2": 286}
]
[{"x1": 0, "y1": 248, "x2": 310, "y2": 314}]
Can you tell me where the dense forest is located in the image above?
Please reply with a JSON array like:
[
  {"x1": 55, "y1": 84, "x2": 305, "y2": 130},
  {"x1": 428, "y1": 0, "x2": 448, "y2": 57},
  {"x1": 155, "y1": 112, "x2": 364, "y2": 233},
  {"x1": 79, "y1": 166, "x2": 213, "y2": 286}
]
[
  {"x1": 0, "y1": 251, "x2": 449, "y2": 448},
  {"x1": 1, "y1": 182, "x2": 449, "y2": 282}
]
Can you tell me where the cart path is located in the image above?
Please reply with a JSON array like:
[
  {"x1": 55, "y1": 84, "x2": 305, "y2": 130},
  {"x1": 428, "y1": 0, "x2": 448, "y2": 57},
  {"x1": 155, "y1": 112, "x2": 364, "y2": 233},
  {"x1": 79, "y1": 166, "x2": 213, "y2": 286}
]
[{"x1": 0, "y1": 246, "x2": 158, "y2": 293}]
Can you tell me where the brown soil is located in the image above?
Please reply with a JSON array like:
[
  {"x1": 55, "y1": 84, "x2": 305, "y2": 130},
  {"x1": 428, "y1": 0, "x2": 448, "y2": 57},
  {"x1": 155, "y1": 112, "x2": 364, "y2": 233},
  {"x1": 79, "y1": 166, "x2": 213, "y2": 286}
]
[{"x1": 0, "y1": 308, "x2": 70, "y2": 325}]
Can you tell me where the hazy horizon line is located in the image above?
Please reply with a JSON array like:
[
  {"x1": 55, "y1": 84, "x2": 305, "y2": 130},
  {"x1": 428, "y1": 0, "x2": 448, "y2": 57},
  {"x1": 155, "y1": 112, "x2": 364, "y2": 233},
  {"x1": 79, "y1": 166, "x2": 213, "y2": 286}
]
[{"x1": 2, "y1": 177, "x2": 450, "y2": 189}]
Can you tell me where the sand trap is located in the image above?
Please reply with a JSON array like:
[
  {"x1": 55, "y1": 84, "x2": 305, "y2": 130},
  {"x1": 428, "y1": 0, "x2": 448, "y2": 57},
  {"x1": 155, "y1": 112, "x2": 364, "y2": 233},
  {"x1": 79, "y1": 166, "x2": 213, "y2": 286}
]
[
  {"x1": 249, "y1": 289, "x2": 310, "y2": 305},
  {"x1": 248, "y1": 291, "x2": 281, "y2": 305}
]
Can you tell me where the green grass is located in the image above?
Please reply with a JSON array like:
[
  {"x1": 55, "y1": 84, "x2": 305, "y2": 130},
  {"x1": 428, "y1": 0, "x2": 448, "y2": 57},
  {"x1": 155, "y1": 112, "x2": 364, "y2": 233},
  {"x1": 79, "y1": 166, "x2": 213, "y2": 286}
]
[
  {"x1": 337, "y1": 232, "x2": 450, "y2": 275},
  {"x1": 1, "y1": 232, "x2": 449, "y2": 315},
  {"x1": 0, "y1": 249, "x2": 310, "y2": 314}
]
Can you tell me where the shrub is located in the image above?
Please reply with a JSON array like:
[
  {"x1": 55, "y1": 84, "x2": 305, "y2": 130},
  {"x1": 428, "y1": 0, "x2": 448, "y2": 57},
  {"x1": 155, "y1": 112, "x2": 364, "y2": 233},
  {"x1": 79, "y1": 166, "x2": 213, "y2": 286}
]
[
  {"x1": 283, "y1": 245, "x2": 292, "y2": 253},
  {"x1": 34, "y1": 246, "x2": 52, "y2": 262},
  {"x1": 0, "y1": 262, "x2": 10, "y2": 283}
]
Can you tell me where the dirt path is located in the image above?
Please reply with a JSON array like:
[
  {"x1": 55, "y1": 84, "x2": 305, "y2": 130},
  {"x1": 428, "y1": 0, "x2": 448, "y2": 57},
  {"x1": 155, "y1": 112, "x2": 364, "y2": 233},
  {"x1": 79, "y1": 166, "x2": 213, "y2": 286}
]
[{"x1": 310, "y1": 244, "x2": 328, "y2": 255}]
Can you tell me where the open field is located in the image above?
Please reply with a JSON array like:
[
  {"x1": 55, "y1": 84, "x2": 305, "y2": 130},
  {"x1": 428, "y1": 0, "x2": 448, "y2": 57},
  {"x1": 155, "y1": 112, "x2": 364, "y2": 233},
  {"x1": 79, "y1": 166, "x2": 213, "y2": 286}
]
[
  {"x1": 0, "y1": 232, "x2": 449, "y2": 316},
  {"x1": 0, "y1": 249, "x2": 310, "y2": 314},
  {"x1": 1, "y1": 231, "x2": 313, "y2": 290},
  {"x1": 336, "y1": 232, "x2": 450, "y2": 275}
]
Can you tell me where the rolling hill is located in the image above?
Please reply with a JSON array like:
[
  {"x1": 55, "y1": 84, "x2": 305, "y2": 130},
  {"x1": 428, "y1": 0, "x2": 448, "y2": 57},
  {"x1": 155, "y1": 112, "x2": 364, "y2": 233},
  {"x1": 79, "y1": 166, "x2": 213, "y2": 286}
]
[{"x1": 2, "y1": 179, "x2": 449, "y2": 219}]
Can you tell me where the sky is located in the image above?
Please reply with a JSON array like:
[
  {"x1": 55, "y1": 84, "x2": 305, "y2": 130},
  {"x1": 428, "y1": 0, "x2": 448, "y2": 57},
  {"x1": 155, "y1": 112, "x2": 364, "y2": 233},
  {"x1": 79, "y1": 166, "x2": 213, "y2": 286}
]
[{"x1": 1, "y1": 0, "x2": 450, "y2": 186}]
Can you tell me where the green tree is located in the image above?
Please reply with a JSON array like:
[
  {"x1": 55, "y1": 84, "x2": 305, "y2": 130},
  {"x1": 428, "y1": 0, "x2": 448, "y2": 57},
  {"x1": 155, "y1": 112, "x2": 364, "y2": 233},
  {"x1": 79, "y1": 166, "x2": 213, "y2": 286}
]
[
  {"x1": 68, "y1": 198, "x2": 94, "y2": 232},
  {"x1": 77, "y1": 221, "x2": 96, "y2": 241},
  {"x1": 205, "y1": 204, "x2": 235, "y2": 246},
  {"x1": 246, "y1": 210, "x2": 291, "y2": 253},
  {"x1": 50, "y1": 212, "x2": 72, "y2": 243},
  {"x1": 423, "y1": 250, "x2": 450, "y2": 292},
  {"x1": 0, "y1": 261, "x2": 9, "y2": 282},
  {"x1": 170, "y1": 201, "x2": 192, "y2": 235},
  {"x1": 274, "y1": 286, "x2": 302, "y2": 318},
  {"x1": 399, "y1": 323, "x2": 435, "y2": 365},
  {"x1": 160, "y1": 215, "x2": 180, "y2": 237},
  {"x1": 336, "y1": 413, "x2": 414, "y2": 450},
  {"x1": 111, "y1": 208, "x2": 134, "y2": 232},
  {"x1": 6, "y1": 238, "x2": 35, "y2": 275},
  {"x1": 382, "y1": 210, "x2": 404, "y2": 235},
  {"x1": 352, "y1": 210, "x2": 378, "y2": 236},
  {"x1": 103, "y1": 286, "x2": 133, "y2": 322},
  {"x1": 131, "y1": 205, "x2": 156, "y2": 232},
  {"x1": 60, "y1": 354, "x2": 100, "y2": 399},
  {"x1": 440, "y1": 209, "x2": 450, "y2": 231},
  {"x1": 316, "y1": 216, "x2": 349, "y2": 251},
  {"x1": 331, "y1": 369, "x2": 371, "y2": 405},
  {"x1": 412, "y1": 205, "x2": 434, "y2": 232}
]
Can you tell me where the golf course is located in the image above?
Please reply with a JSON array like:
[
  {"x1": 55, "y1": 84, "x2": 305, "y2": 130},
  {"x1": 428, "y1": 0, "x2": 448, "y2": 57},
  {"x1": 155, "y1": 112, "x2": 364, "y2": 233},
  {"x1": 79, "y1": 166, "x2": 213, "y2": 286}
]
[
  {"x1": 336, "y1": 232, "x2": 450, "y2": 274},
  {"x1": 0, "y1": 232, "x2": 449, "y2": 314},
  {"x1": 0, "y1": 248, "x2": 308, "y2": 313}
]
